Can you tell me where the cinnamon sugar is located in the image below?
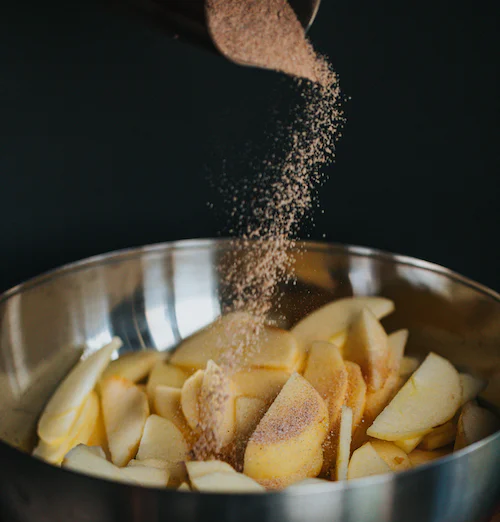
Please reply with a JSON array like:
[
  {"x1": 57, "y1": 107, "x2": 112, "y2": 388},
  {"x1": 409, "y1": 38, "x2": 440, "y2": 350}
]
[{"x1": 194, "y1": 0, "x2": 344, "y2": 460}]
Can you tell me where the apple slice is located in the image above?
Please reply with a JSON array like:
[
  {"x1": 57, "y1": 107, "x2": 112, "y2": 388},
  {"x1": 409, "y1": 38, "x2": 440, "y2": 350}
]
[
  {"x1": 387, "y1": 329, "x2": 408, "y2": 375},
  {"x1": 198, "y1": 360, "x2": 236, "y2": 450},
  {"x1": 136, "y1": 415, "x2": 189, "y2": 463},
  {"x1": 408, "y1": 448, "x2": 451, "y2": 467},
  {"x1": 128, "y1": 458, "x2": 187, "y2": 488},
  {"x1": 333, "y1": 406, "x2": 353, "y2": 481},
  {"x1": 345, "y1": 361, "x2": 367, "y2": 433},
  {"x1": 170, "y1": 312, "x2": 300, "y2": 372},
  {"x1": 186, "y1": 460, "x2": 236, "y2": 481},
  {"x1": 303, "y1": 341, "x2": 348, "y2": 473},
  {"x1": 291, "y1": 297, "x2": 394, "y2": 350},
  {"x1": 367, "y1": 353, "x2": 462, "y2": 441},
  {"x1": 87, "y1": 401, "x2": 109, "y2": 458},
  {"x1": 62, "y1": 444, "x2": 124, "y2": 482},
  {"x1": 180, "y1": 370, "x2": 204, "y2": 431},
  {"x1": 244, "y1": 373, "x2": 329, "y2": 489},
  {"x1": 177, "y1": 482, "x2": 190, "y2": 491},
  {"x1": 329, "y1": 330, "x2": 348, "y2": 352},
  {"x1": 400, "y1": 356, "x2": 420, "y2": 378},
  {"x1": 154, "y1": 385, "x2": 191, "y2": 437},
  {"x1": 347, "y1": 442, "x2": 392, "y2": 480},
  {"x1": 454, "y1": 401, "x2": 500, "y2": 451},
  {"x1": 352, "y1": 371, "x2": 403, "y2": 450},
  {"x1": 33, "y1": 391, "x2": 99, "y2": 465},
  {"x1": 343, "y1": 308, "x2": 390, "y2": 391},
  {"x1": 370, "y1": 440, "x2": 411, "y2": 471},
  {"x1": 121, "y1": 465, "x2": 169, "y2": 487},
  {"x1": 235, "y1": 397, "x2": 267, "y2": 438},
  {"x1": 459, "y1": 373, "x2": 487, "y2": 406},
  {"x1": 147, "y1": 362, "x2": 189, "y2": 398},
  {"x1": 101, "y1": 350, "x2": 162, "y2": 383},
  {"x1": 419, "y1": 421, "x2": 456, "y2": 450},
  {"x1": 191, "y1": 471, "x2": 265, "y2": 493},
  {"x1": 232, "y1": 369, "x2": 290, "y2": 403},
  {"x1": 101, "y1": 376, "x2": 149, "y2": 467},
  {"x1": 394, "y1": 436, "x2": 423, "y2": 454},
  {"x1": 38, "y1": 338, "x2": 121, "y2": 444}
]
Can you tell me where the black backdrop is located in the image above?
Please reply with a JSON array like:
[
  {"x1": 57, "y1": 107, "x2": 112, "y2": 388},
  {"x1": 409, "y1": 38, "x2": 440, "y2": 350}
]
[{"x1": 1, "y1": 0, "x2": 498, "y2": 292}]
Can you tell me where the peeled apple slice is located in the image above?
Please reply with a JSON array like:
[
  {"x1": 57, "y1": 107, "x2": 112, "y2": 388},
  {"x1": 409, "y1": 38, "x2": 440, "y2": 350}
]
[
  {"x1": 38, "y1": 338, "x2": 122, "y2": 444},
  {"x1": 191, "y1": 471, "x2": 265, "y2": 493},
  {"x1": 186, "y1": 460, "x2": 236, "y2": 481},
  {"x1": 170, "y1": 312, "x2": 300, "y2": 372},
  {"x1": 62, "y1": 444, "x2": 124, "y2": 482},
  {"x1": 347, "y1": 442, "x2": 392, "y2": 480},
  {"x1": 101, "y1": 350, "x2": 162, "y2": 383},
  {"x1": 101, "y1": 376, "x2": 149, "y2": 467},
  {"x1": 367, "y1": 353, "x2": 461, "y2": 441},
  {"x1": 33, "y1": 391, "x2": 99, "y2": 465},
  {"x1": 291, "y1": 297, "x2": 395, "y2": 350},
  {"x1": 459, "y1": 373, "x2": 487, "y2": 406},
  {"x1": 120, "y1": 465, "x2": 170, "y2": 487}
]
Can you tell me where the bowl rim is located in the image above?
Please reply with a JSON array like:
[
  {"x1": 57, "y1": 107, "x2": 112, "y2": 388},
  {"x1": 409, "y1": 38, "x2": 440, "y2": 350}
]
[
  {"x1": 1, "y1": 238, "x2": 499, "y2": 304},
  {"x1": 1, "y1": 238, "x2": 499, "y2": 495}
]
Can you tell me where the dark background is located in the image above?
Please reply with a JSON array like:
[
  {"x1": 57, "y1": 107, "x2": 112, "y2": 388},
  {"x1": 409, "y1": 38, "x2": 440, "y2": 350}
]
[{"x1": 1, "y1": 0, "x2": 498, "y2": 292}]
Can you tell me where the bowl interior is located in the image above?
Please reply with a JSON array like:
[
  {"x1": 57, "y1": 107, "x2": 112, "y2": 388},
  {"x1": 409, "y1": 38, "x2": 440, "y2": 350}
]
[{"x1": 0, "y1": 240, "x2": 499, "y2": 452}]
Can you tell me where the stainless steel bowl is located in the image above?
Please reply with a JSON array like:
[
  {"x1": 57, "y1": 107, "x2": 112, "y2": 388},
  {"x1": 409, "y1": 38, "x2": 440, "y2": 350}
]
[{"x1": 0, "y1": 239, "x2": 498, "y2": 522}]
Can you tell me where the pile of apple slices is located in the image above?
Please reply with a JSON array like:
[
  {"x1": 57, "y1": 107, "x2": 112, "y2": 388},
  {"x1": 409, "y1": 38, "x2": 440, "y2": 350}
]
[{"x1": 32, "y1": 297, "x2": 499, "y2": 492}]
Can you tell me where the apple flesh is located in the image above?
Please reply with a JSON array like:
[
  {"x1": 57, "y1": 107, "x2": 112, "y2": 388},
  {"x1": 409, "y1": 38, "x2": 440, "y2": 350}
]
[{"x1": 367, "y1": 353, "x2": 462, "y2": 441}]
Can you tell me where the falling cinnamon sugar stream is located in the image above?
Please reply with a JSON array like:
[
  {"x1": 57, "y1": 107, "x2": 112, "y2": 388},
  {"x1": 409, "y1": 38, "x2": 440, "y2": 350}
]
[{"x1": 193, "y1": 0, "x2": 344, "y2": 460}]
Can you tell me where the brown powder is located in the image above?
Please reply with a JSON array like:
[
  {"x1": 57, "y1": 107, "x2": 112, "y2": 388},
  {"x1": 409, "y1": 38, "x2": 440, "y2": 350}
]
[{"x1": 193, "y1": 0, "x2": 344, "y2": 461}]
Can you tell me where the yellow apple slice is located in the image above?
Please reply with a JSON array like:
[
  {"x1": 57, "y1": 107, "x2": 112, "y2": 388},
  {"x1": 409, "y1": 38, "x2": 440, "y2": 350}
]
[
  {"x1": 147, "y1": 362, "x2": 189, "y2": 398},
  {"x1": 352, "y1": 370, "x2": 403, "y2": 450},
  {"x1": 101, "y1": 376, "x2": 149, "y2": 467},
  {"x1": 459, "y1": 373, "x2": 487, "y2": 406},
  {"x1": 400, "y1": 356, "x2": 420, "y2": 377},
  {"x1": 191, "y1": 471, "x2": 265, "y2": 493},
  {"x1": 121, "y1": 465, "x2": 169, "y2": 487},
  {"x1": 408, "y1": 448, "x2": 451, "y2": 467},
  {"x1": 87, "y1": 401, "x2": 109, "y2": 458},
  {"x1": 62, "y1": 444, "x2": 124, "y2": 482},
  {"x1": 291, "y1": 297, "x2": 394, "y2": 350},
  {"x1": 303, "y1": 341, "x2": 348, "y2": 473},
  {"x1": 333, "y1": 406, "x2": 353, "y2": 481},
  {"x1": 154, "y1": 385, "x2": 191, "y2": 436},
  {"x1": 345, "y1": 361, "x2": 367, "y2": 433},
  {"x1": 232, "y1": 369, "x2": 290, "y2": 403},
  {"x1": 177, "y1": 482, "x2": 190, "y2": 491},
  {"x1": 38, "y1": 338, "x2": 122, "y2": 444},
  {"x1": 170, "y1": 312, "x2": 299, "y2": 372},
  {"x1": 419, "y1": 421, "x2": 456, "y2": 450},
  {"x1": 367, "y1": 353, "x2": 462, "y2": 441},
  {"x1": 186, "y1": 460, "x2": 236, "y2": 481},
  {"x1": 370, "y1": 440, "x2": 411, "y2": 471},
  {"x1": 33, "y1": 391, "x2": 99, "y2": 465},
  {"x1": 329, "y1": 330, "x2": 348, "y2": 352},
  {"x1": 343, "y1": 308, "x2": 389, "y2": 391},
  {"x1": 128, "y1": 458, "x2": 187, "y2": 488},
  {"x1": 454, "y1": 401, "x2": 500, "y2": 451},
  {"x1": 387, "y1": 329, "x2": 408, "y2": 375},
  {"x1": 244, "y1": 373, "x2": 329, "y2": 489},
  {"x1": 180, "y1": 370, "x2": 204, "y2": 431},
  {"x1": 136, "y1": 415, "x2": 189, "y2": 462},
  {"x1": 198, "y1": 360, "x2": 236, "y2": 450},
  {"x1": 101, "y1": 350, "x2": 162, "y2": 383},
  {"x1": 347, "y1": 442, "x2": 392, "y2": 480},
  {"x1": 394, "y1": 436, "x2": 423, "y2": 454},
  {"x1": 235, "y1": 397, "x2": 267, "y2": 438}
]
